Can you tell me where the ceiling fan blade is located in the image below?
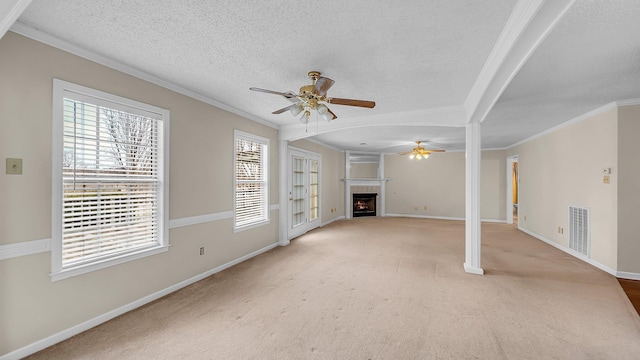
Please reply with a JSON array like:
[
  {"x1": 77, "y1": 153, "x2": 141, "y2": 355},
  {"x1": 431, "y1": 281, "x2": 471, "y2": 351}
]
[
  {"x1": 271, "y1": 103, "x2": 298, "y2": 114},
  {"x1": 424, "y1": 149, "x2": 445, "y2": 153},
  {"x1": 285, "y1": 91, "x2": 300, "y2": 102},
  {"x1": 250, "y1": 87, "x2": 297, "y2": 99},
  {"x1": 328, "y1": 97, "x2": 376, "y2": 108},
  {"x1": 312, "y1": 76, "x2": 335, "y2": 97},
  {"x1": 327, "y1": 107, "x2": 337, "y2": 120}
]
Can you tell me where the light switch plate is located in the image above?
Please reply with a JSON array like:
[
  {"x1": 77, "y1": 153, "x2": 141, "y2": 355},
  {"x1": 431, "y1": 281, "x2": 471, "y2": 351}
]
[{"x1": 6, "y1": 158, "x2": 22, "y2": 175}]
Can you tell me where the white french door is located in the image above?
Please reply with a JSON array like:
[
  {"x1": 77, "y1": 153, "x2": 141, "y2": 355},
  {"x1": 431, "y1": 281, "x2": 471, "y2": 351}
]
[{"x1": 288, "y1": 148, "x2": 321, "y2": 239}]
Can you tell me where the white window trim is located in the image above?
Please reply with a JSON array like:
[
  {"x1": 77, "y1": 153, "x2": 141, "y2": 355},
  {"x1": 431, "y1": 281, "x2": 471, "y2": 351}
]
[
  {"x1": 51, "y1": 79, "x2": 170, "y2": 281},
  {"x1": 233, "y1": 130, "x2": 270, "y2": 232}
]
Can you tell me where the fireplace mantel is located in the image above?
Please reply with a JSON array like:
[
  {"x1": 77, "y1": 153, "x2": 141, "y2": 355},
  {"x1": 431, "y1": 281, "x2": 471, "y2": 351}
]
[{"x1": 342, "y1": 178, "x2": 391, "y2": 186}]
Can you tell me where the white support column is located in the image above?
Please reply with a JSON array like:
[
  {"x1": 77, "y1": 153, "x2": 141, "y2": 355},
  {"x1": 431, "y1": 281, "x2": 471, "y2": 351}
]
[
  {"x1": 378, "y1": 153, "x2": 386, "y2": 217},
  {"x1": 278, "y1": 140, "x2": 289, "y2": 246},
  {"x1": 345, "y1": 180, "x2": 352, "y2": 219},
  {"x1": 378, "y1": 181, "x2": 386, "y2": 217},
  {"x1": 464, "y1": 122, "x2": 484, "y2": 275},
  {"x1": 345, "y1": 151, "x2": 351, "y2": 219}
]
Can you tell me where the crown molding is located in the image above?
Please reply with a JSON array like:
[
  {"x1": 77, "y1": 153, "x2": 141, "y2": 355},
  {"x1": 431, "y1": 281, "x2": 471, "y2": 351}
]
[
  {"x1": 614, "y1": 98, "x2": 640, "y2": 108},
  {"x1": 507, "y1": 98, "x2": 640, "y2": 149},
  {"x1": 9, "y1": 22, "x2": 278, "y2": 130}
]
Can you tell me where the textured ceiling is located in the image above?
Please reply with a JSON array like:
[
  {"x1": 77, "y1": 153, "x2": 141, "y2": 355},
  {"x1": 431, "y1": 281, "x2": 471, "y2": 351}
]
[
  {"x1": 482, "y1": 0, "x2": 640, "y2": 149},
  {"x1": 10, "y1": 1, "x2": 640, "y2": 152}
]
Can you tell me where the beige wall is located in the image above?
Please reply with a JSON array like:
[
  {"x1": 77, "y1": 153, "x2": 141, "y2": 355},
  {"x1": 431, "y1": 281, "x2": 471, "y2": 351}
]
[
  {"x1": 384, "y1": 150, "x2": 506, "y2": 220},
  {"x1": 481, "y1": 150, "x2": 507, "y2": 220},
  {"x1": 0, "y1": 32, "x2": 279, "y2": 355},
  {"x1": 617, "y1": 105, "x2": 640, "y2": 273},
  {"x1": 350, "y1": 162, "x2": 379, "y2": 178},
  {"x1": 507, "y1": 108, "x2": 618, "y2": 271},
  {"x1": 287, "y1": 140, "x2": 345, "y2": 221}
]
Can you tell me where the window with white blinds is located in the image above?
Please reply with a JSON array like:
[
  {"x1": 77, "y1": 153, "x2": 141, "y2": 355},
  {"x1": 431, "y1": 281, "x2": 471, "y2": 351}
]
[
  {"x1": 234, "y1": 130, "x2": 269, "y2": 231},
  {"x1": 52, "y1": 79, "x2": 169, "y2": 281}
]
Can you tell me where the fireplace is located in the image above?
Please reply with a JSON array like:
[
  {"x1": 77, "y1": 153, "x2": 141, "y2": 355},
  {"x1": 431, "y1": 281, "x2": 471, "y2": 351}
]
[{"x1": 353, "y1": 193, "x2": 377, "y2": 217}]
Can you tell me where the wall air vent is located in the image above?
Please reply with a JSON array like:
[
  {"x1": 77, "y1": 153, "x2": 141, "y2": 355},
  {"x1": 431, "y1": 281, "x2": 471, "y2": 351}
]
[{"x1": 569, "y1": 206, "x2": 590, "y2": 257}]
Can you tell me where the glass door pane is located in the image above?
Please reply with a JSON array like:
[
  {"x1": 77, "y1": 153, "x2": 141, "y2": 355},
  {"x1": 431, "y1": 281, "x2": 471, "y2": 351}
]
[
  {"x1": 309, "y1": 159, "x2": 319, "y2": 221},
  {"x1": 292, "y1": 157, "x2": 305, "y2": 227}
]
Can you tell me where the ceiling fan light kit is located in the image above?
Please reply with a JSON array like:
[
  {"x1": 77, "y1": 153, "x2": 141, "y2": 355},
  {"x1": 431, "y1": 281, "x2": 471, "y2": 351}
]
[
  {"x1": 250, "y1": 71, "x2": 376, "y2": 124},
  {"x1": 400, "y1": 141, "x2": 444, "y2": 160},
  {"x1": 291, "y1": 103, "x2": 304, "y2": 116},
  {"x1": 409, "y1": 153, "x2": 429, "y2": 160}
]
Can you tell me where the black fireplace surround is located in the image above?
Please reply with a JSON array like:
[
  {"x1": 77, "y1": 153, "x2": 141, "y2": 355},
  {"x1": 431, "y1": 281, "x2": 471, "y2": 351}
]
[{"x1": 353, "y1": 193, "x2": 377, "y2": 217}]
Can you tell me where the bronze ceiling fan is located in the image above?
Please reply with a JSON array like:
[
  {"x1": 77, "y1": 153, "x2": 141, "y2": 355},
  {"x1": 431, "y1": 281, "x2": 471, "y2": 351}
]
[
  {"x1": 398, "y1": 141, "x2": 445, "y2": 160},
  {"x1": 250, "y1": 71, "x2": 375, "y2": 123}
]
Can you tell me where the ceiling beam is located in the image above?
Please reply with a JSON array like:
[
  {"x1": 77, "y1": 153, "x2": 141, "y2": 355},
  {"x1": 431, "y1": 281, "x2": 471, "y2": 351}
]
[
  {"x1": 464, "y1": 0, "x2": 576, "y2": 124},
  {"x1": 283, "y1": 0, "x2": 577, "y2": 142},
  {"x1": 0, "y1": 0, "x2": 30, "y2": 40},
  {"x1": 279, "y1": 105, "x2": 466, "y2": 141}
]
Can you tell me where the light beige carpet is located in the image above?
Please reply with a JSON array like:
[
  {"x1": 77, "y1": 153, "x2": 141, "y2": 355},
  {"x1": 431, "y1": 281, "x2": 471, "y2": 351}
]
[{"x1": 27, "y1": 218, "x2": 640, "y2": 359}]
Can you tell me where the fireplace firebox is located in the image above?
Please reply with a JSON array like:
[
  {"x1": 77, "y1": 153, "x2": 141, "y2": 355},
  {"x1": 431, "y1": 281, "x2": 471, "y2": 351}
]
[{"x1": 353, "y1": 193, "x2": 378, "y2": 217}]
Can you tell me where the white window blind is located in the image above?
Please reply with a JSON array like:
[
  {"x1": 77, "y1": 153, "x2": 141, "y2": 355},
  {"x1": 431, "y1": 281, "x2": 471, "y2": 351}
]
[
  {"x1": 234, "y1": 131, "x2": 269, "y2": 230},
  {"x1": 52, "y1": 79, "x2": 169, "y2": 280}
]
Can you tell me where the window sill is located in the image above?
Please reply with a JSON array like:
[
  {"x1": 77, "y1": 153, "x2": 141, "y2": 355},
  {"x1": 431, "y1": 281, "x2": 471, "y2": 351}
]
[
  {"x1": 233, "y1": 219, "x2": 270, "y2": 233},
  {"x1": 50, "y1": 245, "x2": 170, "y2": 282}
]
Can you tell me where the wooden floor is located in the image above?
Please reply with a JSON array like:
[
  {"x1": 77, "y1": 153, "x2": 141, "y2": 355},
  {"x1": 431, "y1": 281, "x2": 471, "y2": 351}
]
[{"x1": 618, "y1": 278, "x2": 640, "y2": 315}]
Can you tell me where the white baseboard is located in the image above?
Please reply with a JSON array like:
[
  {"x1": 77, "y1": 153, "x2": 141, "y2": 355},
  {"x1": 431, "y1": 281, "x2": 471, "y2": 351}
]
[
  {"x1": 321, "y1": 215, "x2": 345, "y2": 227},
  {"x1": 517, "y1": 227, "x2": 617, "y2": 276},
  {"x1": 385, "y1": 213, "x2": 465, "y2": 221},
  {"x1": 385, "y1": 213, "x2": 506, "y2": 223},
  {"x1": 519, "y1": 227, "x2": 640, "y2": 280},
  {"x1": 464, "y1": 263, "x2": 485, "y2": 275},
  {"x1": 617, "y1": 271, "x2": 640, "y2": 281},
  {"x1": 284, "y1": 216, "x2": 345, "y2": 243},
  {"x1": 0, "y1": 242, "x2": 279, "y2": 360},
  {"x1": 481, "y1": 218, "x2": 508, "y2": 223}
]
